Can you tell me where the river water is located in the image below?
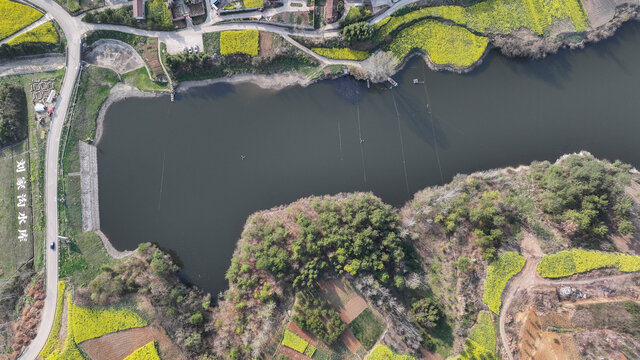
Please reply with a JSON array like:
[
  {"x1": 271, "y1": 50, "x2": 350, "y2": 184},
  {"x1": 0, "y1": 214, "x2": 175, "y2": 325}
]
[{"x1": 98, "y1": 22, "x2": 640, "y2": 294}]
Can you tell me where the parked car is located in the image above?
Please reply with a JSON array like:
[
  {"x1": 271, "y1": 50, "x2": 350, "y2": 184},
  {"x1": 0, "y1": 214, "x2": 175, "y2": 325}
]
[
  {"x1": 188, "y1": 47, "x2": 193, "y2": 54},
  {"x1": 183, "y1": 46, "x2": 188, "y2": 53},
  {"x1": 50, "y1": 242, "x2": 55, "y2": 250},
  {"x1": 194, "y1": 45, "x2": 200, "y2": 53}
]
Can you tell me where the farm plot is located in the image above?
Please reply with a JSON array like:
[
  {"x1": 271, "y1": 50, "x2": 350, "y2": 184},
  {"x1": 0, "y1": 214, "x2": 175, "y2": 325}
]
[
  {"x1": 348, "y1": 308, "x2": 385, "y2": 351},
  {"x1": 70, "y1": 301, "x2": 147, "y2": 343},
  {"x1": 0, "y1": 0, "x2": 43, "y2": 41},
  {"x1": 311, "y1": 48, "x2": 369, "y2": 60}
]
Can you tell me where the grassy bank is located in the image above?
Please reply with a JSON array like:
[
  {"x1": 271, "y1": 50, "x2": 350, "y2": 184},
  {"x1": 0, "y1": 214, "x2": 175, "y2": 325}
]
[{"x1": 58, "y1": 66, "x2": 118, "y2": 286}]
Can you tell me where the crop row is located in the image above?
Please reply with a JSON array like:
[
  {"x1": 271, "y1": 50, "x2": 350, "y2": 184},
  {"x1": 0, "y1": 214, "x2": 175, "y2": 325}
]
[
  {"x1": 220, "y1": 30, "x2": 259, "y2": 56},
  {"x1": 124, "y1": 341, "x2": 161, "y2": 360},
  {"x1": 482, "y1": 251, "x2": 526, "y2": 314},
  {"x1": 537, "y1": 249, "x2": 640, "y2": 278},
  {"x1": 311, "y1": 47, "x2": 370, "y2": 60},
  {"x1": 0, "y1": 0, "x2": 43, "y2": 41},
  {"x1": 8, "y1": 21, "x2": 59, "y2": 45}
]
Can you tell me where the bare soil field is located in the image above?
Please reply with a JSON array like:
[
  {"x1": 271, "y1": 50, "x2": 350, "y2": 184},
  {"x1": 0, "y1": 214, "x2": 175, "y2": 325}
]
[
  {"x1": 339, "y1": 328, "x2": 363, "y2": 354},
  {"x1": 80, "y1": 324, "x2": 183, "y2": 360},
  {"x1": 85, "y1": 40, "x2": 145, "y2": 74},
  {"x1": 277, "y1": 344, "x2": 311, "y2": 360}
]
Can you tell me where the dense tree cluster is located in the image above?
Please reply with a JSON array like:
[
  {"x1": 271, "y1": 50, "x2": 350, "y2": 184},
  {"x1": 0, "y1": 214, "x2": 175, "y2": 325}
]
[
  {"x1": 226, "y1": 193, "x2": 406, "y2": 292},
  {"x1": 410, "y1": 297, "x2": 441, "y2": 330},
  {"x1": 0, "y1": 84, "x2": 28, "y2": 147},
  {"x1": 146, "y1": 0, "x2": 173, "y2": 30},
  {"x1": 342, "y1": 22, "x2": 374, "y2": 42},
  {"x1": 82, "y1": 6, "x2": 136, "y2": 25},
  {"x1": 435, "y1": 188, "x2": 514, "y2": 260},
  {"x1": 531, "y1": 154, "x2": 634, "y2": 241},
  {"x1": 292, "y1": 291, "x2": 346, "y2": 344}
]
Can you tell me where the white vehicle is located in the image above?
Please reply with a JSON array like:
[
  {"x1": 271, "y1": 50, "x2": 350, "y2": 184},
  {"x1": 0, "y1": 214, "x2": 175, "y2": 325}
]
[
  {"x1": 188, "y1": 46, "x2": 193, "y2": 54},
  {"x1": 194, "y1": 45, "x2": 200, "y2": 53}
]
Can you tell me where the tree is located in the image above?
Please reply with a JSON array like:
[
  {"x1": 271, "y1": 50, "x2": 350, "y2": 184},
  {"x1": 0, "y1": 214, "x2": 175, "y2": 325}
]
[
  {"x1": 342, "y1": 22, "x2": 374, "y2": 42},
  {"x1": 189, "y1": 311, "x2": 204, "y2": 325},
  {"x1": 146, "y1": 0, "x2": 173, "y2": 30},
  {"x1": 410, "y1": 298, "x2": 441, "y2": 329}
]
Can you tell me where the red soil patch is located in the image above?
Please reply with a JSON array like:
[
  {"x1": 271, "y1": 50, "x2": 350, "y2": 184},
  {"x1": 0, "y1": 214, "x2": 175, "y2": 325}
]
[
  {"x1": 277, "y1": 344, "x2": 311, "y2": 360},
  {"x1": 339, "y1": 296, "x2": 368, "y2": 324},
  {"x1": 80, "y1": 324, "x2": 183, "y2": 360},
  {"x1": 518, "y1": 307, "x2": 577, "y2": 360},
  {"x1": 9, "y1": 279, "x2": 46, "y2": 359},
  {"x1": 339, "y1": 328, "x2": 362, "y2": 354},
  {"x1": 287, "y1": 321, "x2": 320, "y2": 347},
  {"x1": 259, "y1": 32, "x2": 274, "y2": 57}
]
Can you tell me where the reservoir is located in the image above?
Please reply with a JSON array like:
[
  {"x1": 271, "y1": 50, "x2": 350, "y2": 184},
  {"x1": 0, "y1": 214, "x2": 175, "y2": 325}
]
[{"x1": 98, "y1": 22, "x2": 640, "y2": 295}]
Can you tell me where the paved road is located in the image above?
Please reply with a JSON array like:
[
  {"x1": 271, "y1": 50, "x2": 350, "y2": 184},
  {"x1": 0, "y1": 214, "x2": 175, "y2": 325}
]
[{"x1": 17, "y1": 0, "x2": 82, "y2": 359}]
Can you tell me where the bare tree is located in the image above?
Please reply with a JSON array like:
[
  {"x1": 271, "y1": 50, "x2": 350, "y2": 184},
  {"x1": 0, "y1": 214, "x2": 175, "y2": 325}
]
[{"x1": 357, "y1": 51, "x2": 398, "y2": 83}]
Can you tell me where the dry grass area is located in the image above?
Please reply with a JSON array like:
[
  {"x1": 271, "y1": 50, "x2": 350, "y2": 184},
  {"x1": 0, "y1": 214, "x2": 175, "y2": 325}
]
[
  {"x1": 518, "y1": 308, "x2": 575, "y2": 360},
  {"x1": 80, "y1": 324, "x2": 182, "y2": 360}
]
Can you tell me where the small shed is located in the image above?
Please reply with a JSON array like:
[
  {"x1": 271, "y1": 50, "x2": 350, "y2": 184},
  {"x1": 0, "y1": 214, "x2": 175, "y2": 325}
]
[
  {"x1": 46, "y1": 89, "x2": 56, "y2": 103},
  {"x1": 35, "y1": 103, "x2": 46, "y2": 113},
  {"x1": 134, "y1": 0, "x2": 146, "y2": 20},
  {"x1": 324, "y1": 0, "x2": 337, "y2": 23}
]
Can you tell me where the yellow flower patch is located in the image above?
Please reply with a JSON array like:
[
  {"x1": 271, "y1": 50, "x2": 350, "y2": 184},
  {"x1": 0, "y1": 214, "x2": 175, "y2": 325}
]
[
  {"x1": 220, "y1": 30, "x2": 259, "y2": 56},
  {"x1": 538, "y1": 249, "x2": 640, "y2": 278},
  {"x1": 311, "y1": 47, "x2": 370, "y2": 60},
  {"x1": 8, "y1": 21, "x2": 58, "y2": 45},
  {"x1": 70, "y1": 301, "x2": 147, "y2": 343},
  {"x1": 124, "y1": 341, "x2": 161, "y2": 360},
  {"x1": 0, "y1": 0, "x2": 43, "y2": 41},
  {"x1": 387, "y1": 19, "x2": 489, "y2": 67}
]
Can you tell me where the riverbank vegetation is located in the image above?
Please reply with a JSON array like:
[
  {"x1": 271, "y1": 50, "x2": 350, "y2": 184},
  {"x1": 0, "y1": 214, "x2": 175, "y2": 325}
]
[{"x1": 386, "y1": 19, "x2": 489, "y2": 67}]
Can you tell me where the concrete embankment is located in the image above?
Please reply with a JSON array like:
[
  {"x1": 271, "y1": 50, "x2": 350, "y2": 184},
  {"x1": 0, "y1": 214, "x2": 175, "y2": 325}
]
[{"x1": 79, "y1": 141, "x2": 133, "y2": 259}]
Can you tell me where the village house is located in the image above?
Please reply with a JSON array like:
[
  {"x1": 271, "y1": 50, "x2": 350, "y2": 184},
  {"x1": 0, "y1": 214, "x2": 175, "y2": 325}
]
[{"x1": 133, "y1": 0, "x2": 146, "y2": 20}]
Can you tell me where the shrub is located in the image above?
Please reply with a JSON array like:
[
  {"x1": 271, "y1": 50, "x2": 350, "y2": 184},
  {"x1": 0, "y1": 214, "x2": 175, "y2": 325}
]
[
  {"x1": 366, "y1": 344, "x2": 416, "y2": 359},
  {"x1": 82, "y1": 6, "x2": 135, "y2": 25},
  {"x1": 387, "y1": 19, "x2": 488, "y2": 67},
  {"x1": 123, "y1": 342, "x2": 160, "y2": 360},
  {"x1": 340, "y1": 5, "x2": 371, "y2": 26},
  {"x1": 537, "y1": 249, "x2": 640, "y2": 278},
  {"x1": 0, "y1": 0, "x2": 42, "y2": 41},
  {"x1": 70, "y1": 301, "x2": 147, "y2": 343},
  {"x1": 7, "y1": 21, "x2": 58, "y2": 45},
  {"x1": 281, "y1": 329, "x2": 308, "y2": 353},
  {"x1": 220, "y1": 30, "x2": 259, "y2": 56},
  {"x1": 410, "y1": 298, "x2": 441, "y2": 329},
  {"x1": 311, "y1": 47, "x2": 369, "y2": 60},
  {"x1": 482, "y1": 252, "x2": 526, "y2": 314}
]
